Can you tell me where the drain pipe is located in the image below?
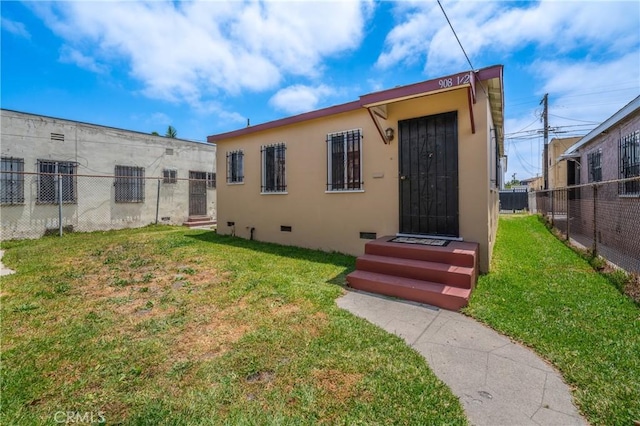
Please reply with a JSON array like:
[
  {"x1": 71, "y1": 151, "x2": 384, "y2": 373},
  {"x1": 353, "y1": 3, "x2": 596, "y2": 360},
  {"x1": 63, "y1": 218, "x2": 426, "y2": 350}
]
[{"x1": 249, "y1": 227, "x2": 255, "y2": 240}]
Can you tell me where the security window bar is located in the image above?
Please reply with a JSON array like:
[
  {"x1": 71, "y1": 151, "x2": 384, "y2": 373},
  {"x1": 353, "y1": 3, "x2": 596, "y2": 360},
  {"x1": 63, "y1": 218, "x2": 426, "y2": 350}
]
[
  {"x1": 207, "y1": 172, "x2": 216, "y2": 188},
  {"x1": 163, "y1": 169, "x2": 177, "y2": 184},
  {"x1": 1, "y1": 157, "x2": 24, "y2": 205},
  {"x1": 226, "y1": 150, "x2": 244, "y2": 183},
  {"x1": 327, "y1": 129, "x2": 362, "y2": 191},
  {"x1": 587, "y1": 149, "x2": 602, "y2": 183},
  {"x1": 115, "y1": 165, "x2": 145, "y2": 203},
  {"x1": 619, "y1": 130, "x2": 640, "y2": 195},
  {"x1": 261, "y1": 143, "x2": 286, "y2": 192},
  {"x1": 37, "y1": 160, "x2": 77, "y2": 204}
]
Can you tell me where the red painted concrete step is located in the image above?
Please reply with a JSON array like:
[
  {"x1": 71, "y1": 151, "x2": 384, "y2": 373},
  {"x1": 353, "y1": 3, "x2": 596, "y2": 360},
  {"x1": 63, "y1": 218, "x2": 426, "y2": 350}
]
[
  {"x1": 356, "y1": 254, "x2": 475, "y2": 289},
  {"x1": 365, "y1": 236, "x2": 478, "y2": 268},
  {"x1": 182, "y1": 216, "x2": 216, "y2": 228},
  {"x1": 347, "y1": 270, "x2": 471, "y2": 311}
]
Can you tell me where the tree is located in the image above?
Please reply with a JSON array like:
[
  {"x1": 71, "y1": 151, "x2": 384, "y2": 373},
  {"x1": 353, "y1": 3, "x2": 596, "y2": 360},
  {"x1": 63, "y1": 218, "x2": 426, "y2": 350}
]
[
  {"x1": 151, "y1": 131, "x2": 160, "y2": 136},
  {"x1": 165, "y1": 125, "x2": 177, "y2": 138}
]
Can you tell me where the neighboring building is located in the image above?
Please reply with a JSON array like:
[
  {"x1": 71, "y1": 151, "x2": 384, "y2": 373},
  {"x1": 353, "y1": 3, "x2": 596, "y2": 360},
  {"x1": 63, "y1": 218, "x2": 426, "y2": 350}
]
[
  {"x1": 520, "y1": 176, "x2": 543, "y2": 191},
  {"x1": 563, "y1": 96, "x2": 639, "y2": 188},
  {"x1": 1, "y1": 109, "x2": 216, "y2": 239},
  {"x1": 560, "y1": 95, "x2": 639, "y2": 260},
  {"x1": 545, "y1": 137, "x2": 581, "y2": 189},
  {"x1": 208, "y1": 65, "x2": 504, "y2": 276}
]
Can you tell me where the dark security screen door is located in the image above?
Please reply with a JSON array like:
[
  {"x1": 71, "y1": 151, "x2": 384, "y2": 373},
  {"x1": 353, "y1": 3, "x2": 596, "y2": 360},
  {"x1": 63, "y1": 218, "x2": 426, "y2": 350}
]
[
  {"x1": 189, "y1": 171, "x2": 207, "y2": 216},
  {"x1": 399, "y1": 111, "x2": 459, "y2": 237}
]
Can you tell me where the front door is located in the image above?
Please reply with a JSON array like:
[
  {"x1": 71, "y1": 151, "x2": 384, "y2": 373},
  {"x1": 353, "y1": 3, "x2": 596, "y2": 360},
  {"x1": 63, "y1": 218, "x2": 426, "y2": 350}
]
[
  {"x1": 189, "y1": 171, "x2": 207, "y2": 216},
  {"x1": 399, "y1": 111, "x2": 459, "y2": 237}
]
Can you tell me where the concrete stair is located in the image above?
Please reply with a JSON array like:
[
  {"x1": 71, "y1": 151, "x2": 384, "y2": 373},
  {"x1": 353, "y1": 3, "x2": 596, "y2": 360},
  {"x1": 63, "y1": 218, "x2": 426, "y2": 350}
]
[
  {"x1": 346, "y1": 236, "x2": 479, "y2": 311},
  {"x1": 182, "y1": 216, "x2": 216, "y2": 228}
]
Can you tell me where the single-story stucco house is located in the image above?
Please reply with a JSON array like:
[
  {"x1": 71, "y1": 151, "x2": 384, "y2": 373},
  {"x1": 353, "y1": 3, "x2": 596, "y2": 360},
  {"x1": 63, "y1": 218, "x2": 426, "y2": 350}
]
[{"x1": 208, "y1": 65, "x2": 504, "y2": 310}]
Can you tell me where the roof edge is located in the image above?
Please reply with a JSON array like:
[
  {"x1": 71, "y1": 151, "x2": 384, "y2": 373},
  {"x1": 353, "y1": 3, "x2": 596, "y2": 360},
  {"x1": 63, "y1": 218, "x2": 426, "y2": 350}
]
[
  {"x1": 564, "y1": 95, "x2": 640, "y2": 155},
  {"x1": 208, "y1": 64, "x2": 504, "y2": 143}
]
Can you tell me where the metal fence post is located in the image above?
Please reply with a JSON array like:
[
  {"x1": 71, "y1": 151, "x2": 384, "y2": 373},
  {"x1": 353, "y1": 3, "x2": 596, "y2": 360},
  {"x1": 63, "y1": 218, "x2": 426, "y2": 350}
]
[
  {"x1": 566, "y1": 188, "x2": 570, "y2": 241},
  {"x1": 155, "y1": 179, "x2": 161, "y2": 225},
  {"x1": 551, "y1": 189, "x2": 555, "y2": 226},
  {"x1": 58, "y1": 172, "x2": 63, "y2": 237},
  {"x1": 593, "y1": 184, "x2": 598, "y2": 257}
]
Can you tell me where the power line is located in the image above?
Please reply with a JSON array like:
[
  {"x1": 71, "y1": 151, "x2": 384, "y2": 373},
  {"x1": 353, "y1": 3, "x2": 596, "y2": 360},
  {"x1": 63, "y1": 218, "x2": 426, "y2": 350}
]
[{"x1": 437, "y1": 0, "x2": 474, "y2": 71}]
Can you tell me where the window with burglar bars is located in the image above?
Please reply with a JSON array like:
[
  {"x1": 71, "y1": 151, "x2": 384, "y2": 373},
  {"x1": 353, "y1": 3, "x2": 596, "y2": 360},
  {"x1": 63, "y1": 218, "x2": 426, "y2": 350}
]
[
  {"x1": 163, "y1": 169, "x2": 177, "y2": 184},
  {"x1": 207, "y1": 172, "x2": 216, "y2": 188},
  {"x1": 587, "y1": 149, "x2": 602, "y2": 183},
  {"x1": 226, "y1": 150, "x2": 244, "y2": 183},
  {"x1": 619, "y1": 130, "x2": 640, "y2": 195},
  {"x1": 261, "y1": 143, "x2": 286, "y2": 193},
  {"x1": 37, "y1": 160, "x2": 77, "y2": 204},
  {"x1": 115, "y1": 165, "x2": 145, "y2": 202},
  {"x1": 327, "y1": 129, "x2": 362, "y2": 191},
  {"x1": 1, "y1": 157, "x2": 24, "y2": 205}
]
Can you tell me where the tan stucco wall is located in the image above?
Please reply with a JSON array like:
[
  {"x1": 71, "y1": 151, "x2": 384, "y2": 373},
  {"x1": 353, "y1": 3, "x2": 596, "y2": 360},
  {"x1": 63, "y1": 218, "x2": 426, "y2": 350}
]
[
  {"x1": 548, "y1": 137, "x2": 580, "y2": 189},
  {"x1": 216, "y1": 87, "x2": 497, "y2": 272}
]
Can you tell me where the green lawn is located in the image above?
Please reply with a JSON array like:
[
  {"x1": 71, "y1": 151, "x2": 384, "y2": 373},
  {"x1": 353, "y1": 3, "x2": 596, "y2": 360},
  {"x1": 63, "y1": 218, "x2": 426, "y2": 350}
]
[
  {"x1": 1, "y1": 226, "x2": 466, "y2": 425},
  {"x1": 466, "y1": 215, "x2": 640, "y2": 425}
]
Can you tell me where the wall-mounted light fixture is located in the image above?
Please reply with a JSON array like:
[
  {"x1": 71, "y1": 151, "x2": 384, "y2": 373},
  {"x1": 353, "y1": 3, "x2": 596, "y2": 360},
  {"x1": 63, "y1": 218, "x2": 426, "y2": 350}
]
[{"x1": 385, "y1": 127, "x2": 395, "y2": 143}]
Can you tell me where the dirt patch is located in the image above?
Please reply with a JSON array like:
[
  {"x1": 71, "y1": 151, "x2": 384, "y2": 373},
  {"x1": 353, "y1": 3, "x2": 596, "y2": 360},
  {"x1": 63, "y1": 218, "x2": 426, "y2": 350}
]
[
  {"x1": 625, "y1": 273, "x2": 640, "y2": 303},
  {"x1": 311, "y1": 369, "x2": 364, "y2": 400}
]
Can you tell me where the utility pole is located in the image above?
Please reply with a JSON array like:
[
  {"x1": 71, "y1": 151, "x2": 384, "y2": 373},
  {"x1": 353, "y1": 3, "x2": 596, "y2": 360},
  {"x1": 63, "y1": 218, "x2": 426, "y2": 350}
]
[{"x1": 541, "y1": 93, "x2": 549, "y2": 189}]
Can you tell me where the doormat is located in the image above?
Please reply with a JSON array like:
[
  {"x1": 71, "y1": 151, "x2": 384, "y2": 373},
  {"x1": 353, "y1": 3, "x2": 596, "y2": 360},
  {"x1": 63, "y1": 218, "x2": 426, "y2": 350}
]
[{"x1": 390, "y1": 237, "x2": 450, "y2": 247}]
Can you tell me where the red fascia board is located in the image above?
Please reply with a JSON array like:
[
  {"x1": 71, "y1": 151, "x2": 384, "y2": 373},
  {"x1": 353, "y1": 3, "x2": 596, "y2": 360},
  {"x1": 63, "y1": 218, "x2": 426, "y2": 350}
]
[
  {"x1": 207, "y1": 101, "x2": 360, "y2": 142},
  {"x1": 208, "y1": 64, "x2": 503, "y2": 144}
]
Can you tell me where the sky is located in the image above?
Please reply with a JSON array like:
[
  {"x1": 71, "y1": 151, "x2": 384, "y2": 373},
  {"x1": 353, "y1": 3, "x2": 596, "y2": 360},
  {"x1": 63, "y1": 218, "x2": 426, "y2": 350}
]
[{"x1": 2, "y1": 0, "x2": 639, "y2": 181}]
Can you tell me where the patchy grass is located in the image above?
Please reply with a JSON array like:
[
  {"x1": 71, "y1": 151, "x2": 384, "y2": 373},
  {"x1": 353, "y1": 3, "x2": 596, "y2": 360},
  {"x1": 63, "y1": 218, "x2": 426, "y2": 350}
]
[
  {"x1": 466, "y1": 215, "x2": 640, "y2": 425},
  {"x1": 1, "y1": 226, "x2": 466, "y2": 425}
]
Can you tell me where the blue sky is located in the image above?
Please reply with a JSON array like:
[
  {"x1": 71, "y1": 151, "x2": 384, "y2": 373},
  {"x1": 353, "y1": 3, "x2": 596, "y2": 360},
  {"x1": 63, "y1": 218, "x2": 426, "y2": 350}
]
[{"x1": 2, "y1": 0, "x2": 639, "y2": 180}]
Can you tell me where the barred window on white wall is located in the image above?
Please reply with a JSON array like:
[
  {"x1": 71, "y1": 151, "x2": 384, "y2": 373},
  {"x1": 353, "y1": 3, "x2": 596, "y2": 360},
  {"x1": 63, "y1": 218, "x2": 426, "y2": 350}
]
[
  {"x1": 115, "y1": 165, "x2": 145, "y2": 203},
  {"x1": 163, "y1": 169, "x2": 177, "y2": 184},
  {"x1": 327, "y1": 129, "x2": 362, "y2": 191},
  {"x1": 1, "y1": 157, "x2": 24, "y2": 205},
  {"x1": 619, "y1": 130, "x2": 640, "y2": 195},
  {"x1": 37, "y1": 160, "x2": 77, "y2": 204},
  {"x1": 261, "y1": 143, "x2": 286, "y2": 193},
  {"x1": 226, "y1": 150, "x2": 244, "y2": 183}
]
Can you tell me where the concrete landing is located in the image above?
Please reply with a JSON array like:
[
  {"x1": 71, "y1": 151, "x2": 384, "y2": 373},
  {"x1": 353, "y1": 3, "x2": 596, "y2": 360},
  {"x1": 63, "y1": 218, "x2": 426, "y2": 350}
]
[{"x1": 337, "y1": 290, "x2": 587, "y2": 426}]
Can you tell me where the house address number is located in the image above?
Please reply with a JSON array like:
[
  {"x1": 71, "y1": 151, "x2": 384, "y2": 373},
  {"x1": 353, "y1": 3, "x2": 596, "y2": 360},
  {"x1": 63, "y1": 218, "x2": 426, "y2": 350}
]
[{"x1": 438, "y1": 73, "x2": 471, "y2": 89}]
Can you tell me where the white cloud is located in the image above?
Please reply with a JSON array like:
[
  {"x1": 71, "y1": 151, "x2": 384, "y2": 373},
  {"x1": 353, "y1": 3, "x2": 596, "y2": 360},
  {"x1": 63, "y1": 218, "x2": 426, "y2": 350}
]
[
  {"x1": 377, "y1": 1, "x2": 639, "y2": 73},
  {"x1": 1, "y1": 17, "x2": 31, "y2": 39},
  {"x1": 269, "y1": 84, "x2": 336, "y2": 115},
  {"x1": 29, "y1": 1, "x2": 371, "y2": 109},
  {"x1": 59, "y1": 46, "x2": 107, "y2": 74}
]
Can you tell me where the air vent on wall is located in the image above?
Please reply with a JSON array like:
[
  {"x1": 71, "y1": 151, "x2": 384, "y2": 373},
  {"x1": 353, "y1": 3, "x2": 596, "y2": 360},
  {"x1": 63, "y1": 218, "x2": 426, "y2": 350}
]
[
  {"x1": 165, "y1": 148, "x2": 174, "y2": 155},
  {"x1": 359, "y1": 232, "x2": 377, "y2": 240},
  {"x1": 51, "y1": 133, "x2": 64, "y2": 142},
  {"x1": 281, "y1": 226, "x2": 292, "y2": 232}
]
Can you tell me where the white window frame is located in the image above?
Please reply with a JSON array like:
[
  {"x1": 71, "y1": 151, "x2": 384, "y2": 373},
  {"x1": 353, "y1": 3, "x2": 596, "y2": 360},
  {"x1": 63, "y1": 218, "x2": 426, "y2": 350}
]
[
  {"x1": 37, "y1": 160, "x2": 77, "y2": 204},
  {"x1": 162, "y1": 169, "x2": 177, "y2": 184},
  {"x1": 326, "y1": 129, "x2": 363, "y2": 192},
  {"x1": 261, "y1": 143, "x2": 287, "y2": 194},
  {"x1": 226, "y1": 150, "x2": 244, "y2": 184}
]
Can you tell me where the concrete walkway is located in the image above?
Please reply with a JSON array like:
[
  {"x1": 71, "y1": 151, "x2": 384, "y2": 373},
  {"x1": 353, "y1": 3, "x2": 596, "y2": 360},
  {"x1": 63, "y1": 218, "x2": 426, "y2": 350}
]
[
  {"x1": 337, "y1": 290, "x2": 587, "y2": 426},
  {"x1": 1, "y1": 250, "x2": 16, "y2": 276}
]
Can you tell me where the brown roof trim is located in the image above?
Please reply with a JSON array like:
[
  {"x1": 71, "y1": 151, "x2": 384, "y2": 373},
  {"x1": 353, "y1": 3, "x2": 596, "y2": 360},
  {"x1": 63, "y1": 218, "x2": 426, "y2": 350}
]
[{"x1": 208, "y1": 64, "x2": 503, "y2": 143}]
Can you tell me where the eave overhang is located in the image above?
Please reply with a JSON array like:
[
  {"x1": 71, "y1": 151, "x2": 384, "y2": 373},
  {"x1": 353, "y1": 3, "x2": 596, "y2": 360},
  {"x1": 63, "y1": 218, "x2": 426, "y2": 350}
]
[{"x1": 207, "y1": 64, "x2": 504, "y2": 147}]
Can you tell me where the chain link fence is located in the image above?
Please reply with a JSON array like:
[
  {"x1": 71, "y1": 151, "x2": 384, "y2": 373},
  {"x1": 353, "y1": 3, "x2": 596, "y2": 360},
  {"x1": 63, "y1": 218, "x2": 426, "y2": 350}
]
[
  {"x1": 535, "y1": 176, "x2": 640, "y2": 274},
  {"x1": 1, "y1": 171, "x2": 216, "y2": 240}
]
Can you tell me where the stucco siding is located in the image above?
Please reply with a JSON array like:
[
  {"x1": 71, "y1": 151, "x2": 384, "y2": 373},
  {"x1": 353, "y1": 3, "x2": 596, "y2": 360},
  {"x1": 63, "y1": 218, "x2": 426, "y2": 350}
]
[
  {"x1": 216, "y1": 87, "x2": 498, "y2": 272},
  {"x1": 1, "y1": 110, "x2": 217, "y2": 239}
]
